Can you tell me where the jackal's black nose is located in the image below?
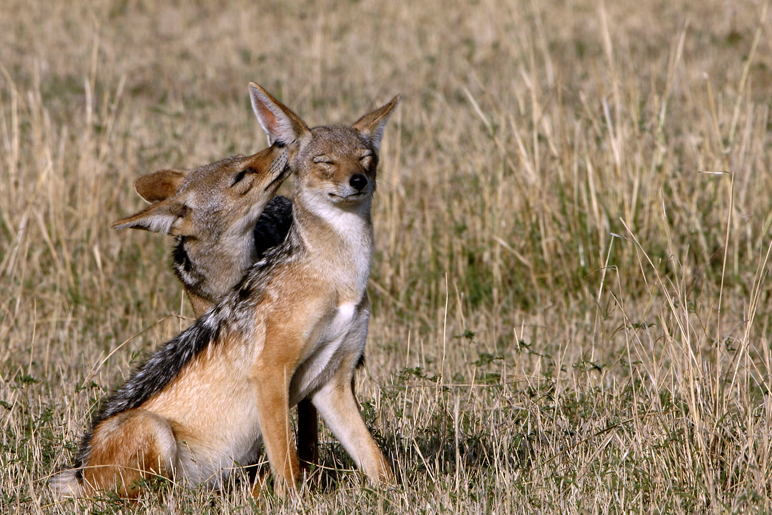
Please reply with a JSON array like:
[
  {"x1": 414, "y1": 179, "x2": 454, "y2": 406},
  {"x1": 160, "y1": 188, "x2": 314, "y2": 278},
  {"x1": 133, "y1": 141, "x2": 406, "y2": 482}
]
[{"x1": 350, "y1": 174, "x2": 368, "y2": 191}]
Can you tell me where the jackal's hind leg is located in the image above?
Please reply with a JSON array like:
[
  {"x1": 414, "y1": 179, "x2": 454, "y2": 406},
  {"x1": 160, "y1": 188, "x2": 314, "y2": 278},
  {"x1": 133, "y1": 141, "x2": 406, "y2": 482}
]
[
  {"x1": 79, "y1": 409, "x2": 178, "y2": 499},
  {"x1": 296, "y1": 399, "x2": 319, "y2": 473}
]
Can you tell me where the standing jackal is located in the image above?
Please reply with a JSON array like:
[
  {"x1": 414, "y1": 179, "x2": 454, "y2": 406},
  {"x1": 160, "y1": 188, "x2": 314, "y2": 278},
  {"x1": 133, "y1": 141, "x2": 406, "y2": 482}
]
[{"x1": 51, "y1": 84, "x2": 399, "y2": 498}]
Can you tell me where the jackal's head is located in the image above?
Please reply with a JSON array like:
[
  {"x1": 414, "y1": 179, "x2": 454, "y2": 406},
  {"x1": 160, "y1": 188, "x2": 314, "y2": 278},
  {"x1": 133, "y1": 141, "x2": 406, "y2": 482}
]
[
  {"x1": 111, "y1": 146, "x2": 290, "y2": 240},
  {"x1": 248, "y1": 83, "x2": 400, "y2": 217}
]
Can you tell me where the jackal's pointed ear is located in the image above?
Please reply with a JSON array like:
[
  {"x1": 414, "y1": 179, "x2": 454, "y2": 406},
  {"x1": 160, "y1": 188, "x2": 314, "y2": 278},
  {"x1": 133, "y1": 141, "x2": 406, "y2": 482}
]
[
  {"x1": 111, "y1": 199, "x2": 193, "y2": 236},
  {"x1": 352, "y1": 95, "x2": 401, "y2": 152},
  {"x1": 134, "y1": 169, "x2": 188, "y2": 204},
  {"x1": 249, "y1": 82, "x2": 309, "y2": 147}
]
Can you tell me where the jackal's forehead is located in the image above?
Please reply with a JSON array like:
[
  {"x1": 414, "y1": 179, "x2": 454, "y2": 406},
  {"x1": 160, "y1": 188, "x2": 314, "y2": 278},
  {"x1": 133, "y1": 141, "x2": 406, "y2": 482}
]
[
  {"x1": 301, "y1": 126, "x2": 374, "y2": 160},
  {"x1": 175, "y1": 157, "x2": 251, "y2": 202},
  {"x1": 183, "y1": 156, "x2": 245, "y2": 186}
]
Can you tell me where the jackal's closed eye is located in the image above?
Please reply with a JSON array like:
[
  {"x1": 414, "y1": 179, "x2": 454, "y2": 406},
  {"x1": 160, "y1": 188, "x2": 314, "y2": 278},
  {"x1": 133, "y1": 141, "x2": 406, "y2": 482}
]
[
  {"x1": 313, "y1": 156, "x2": 334, "y2": 165},
  {"x1": 231, "y1": 169, "x2": 249, "y2": 186}
]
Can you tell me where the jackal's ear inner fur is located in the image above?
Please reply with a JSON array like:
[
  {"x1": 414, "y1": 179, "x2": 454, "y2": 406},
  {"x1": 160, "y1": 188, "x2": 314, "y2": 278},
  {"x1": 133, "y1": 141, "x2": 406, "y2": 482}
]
[
  {"x1": 134, "y1": 169, "x2": 188, "y2": 204},
  {"x1": 248, "y1": 82, "x2": 310, "y2": 147},
  {"x1": 352, "y1": 95, "x2": 401, "y2": 152},
  {"x1": 111, "y1": 199, "x2": 192, "y2": 236}
]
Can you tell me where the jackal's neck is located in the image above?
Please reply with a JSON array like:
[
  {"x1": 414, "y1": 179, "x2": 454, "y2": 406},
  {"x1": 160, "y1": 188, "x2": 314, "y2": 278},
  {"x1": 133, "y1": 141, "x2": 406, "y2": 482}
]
[
  {"x1": 173, "y1": 233, "x2": 257, "y2": 316},
  {"x1": 291, "y1": 191, "x2": 374, "y2": 301}
]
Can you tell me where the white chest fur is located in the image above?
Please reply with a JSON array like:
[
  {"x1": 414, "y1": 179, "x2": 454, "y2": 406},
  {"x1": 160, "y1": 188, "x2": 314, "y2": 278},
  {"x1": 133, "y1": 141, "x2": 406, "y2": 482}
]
[
  {"x1": 316, "y1": 301, "x2": 365, "y2": 360},
  {"x1": 301, "y1": 193, "x2": 373, "y2": 281},
  {"x1": 290, "y1": 301, "x2": 369, "y2": 404},
  {"x1": 333, "y1": 302, "x2": 357, "y2": 333}
]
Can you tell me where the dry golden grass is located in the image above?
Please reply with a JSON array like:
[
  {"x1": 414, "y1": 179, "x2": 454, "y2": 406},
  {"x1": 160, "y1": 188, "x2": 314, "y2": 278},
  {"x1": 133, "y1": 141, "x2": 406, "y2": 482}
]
[{"x1": 2, "y1": 0, "x2": 772, "y2": 512}]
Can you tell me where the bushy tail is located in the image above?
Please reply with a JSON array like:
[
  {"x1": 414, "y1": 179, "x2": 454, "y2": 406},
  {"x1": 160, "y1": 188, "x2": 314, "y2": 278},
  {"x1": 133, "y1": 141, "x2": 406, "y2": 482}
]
[{"x1": 49, "y1": 469, "x2": 83, "y2": 499}]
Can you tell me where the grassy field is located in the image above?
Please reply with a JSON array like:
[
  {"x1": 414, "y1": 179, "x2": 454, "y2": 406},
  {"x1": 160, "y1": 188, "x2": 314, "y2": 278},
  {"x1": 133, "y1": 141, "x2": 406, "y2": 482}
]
[{"x1": 2, "y1": 0, "x2": 772, "y2": 512}]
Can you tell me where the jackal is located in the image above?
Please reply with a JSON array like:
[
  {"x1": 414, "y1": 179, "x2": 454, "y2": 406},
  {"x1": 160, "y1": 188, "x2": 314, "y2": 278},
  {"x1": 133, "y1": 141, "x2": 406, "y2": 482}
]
[
  {"x1": 51, "y1": 84, "x2": 399, "y2": 498},
  {"x1": 111, "y1": 153, "x2": 293, "y2": 317}
]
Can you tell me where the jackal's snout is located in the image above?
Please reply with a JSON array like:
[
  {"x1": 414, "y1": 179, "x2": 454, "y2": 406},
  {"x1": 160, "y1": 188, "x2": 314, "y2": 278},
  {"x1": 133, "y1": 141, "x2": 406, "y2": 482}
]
[
  {"x1": 262, "y1": 157, "x2": 292, "y2": 193},
  {"x1": 349, "y1": 173, "x2": 368, "y2": 191},
  {"x1": 334, "y1": 168, "x2": 372, "y2": 200},
  {"x1": 321, "y1": 165, "x2": 374, "y2": 203}
]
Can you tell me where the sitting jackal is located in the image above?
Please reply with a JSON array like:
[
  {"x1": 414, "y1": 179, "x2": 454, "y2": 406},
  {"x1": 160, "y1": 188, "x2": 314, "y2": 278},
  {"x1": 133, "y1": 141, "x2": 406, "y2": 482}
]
[{"x1": 51, "y1": 84, "x2": 398, "y2": 498}]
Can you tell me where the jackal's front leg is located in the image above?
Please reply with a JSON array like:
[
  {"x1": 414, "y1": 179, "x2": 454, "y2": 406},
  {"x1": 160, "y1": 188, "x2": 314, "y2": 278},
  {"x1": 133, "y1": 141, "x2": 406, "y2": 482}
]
[
  {"x1": 311, "y1": 354, "x2": 393, "y2": 483},
  {"x1": 253, "y1": 368, "x2": 300, "y2": 497}
]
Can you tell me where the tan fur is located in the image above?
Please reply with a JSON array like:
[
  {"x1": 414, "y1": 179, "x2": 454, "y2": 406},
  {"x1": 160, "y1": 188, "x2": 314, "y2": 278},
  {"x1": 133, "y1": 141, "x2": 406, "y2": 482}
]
[
  {"x1": 80, "y1": 409, "x2": 177, "y2": 498},
  {"x1": 52, "y1": 84, "x2": 399, "y2": 499}
]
